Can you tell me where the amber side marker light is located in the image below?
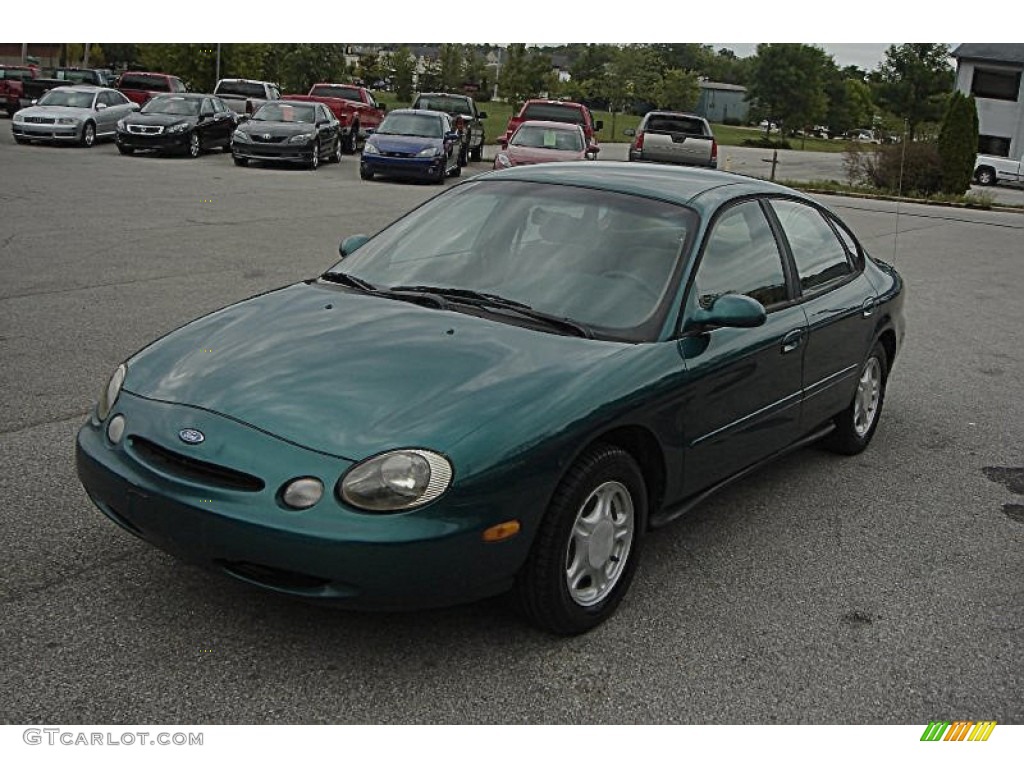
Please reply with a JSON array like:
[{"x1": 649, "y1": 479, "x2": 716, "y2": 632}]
[{"x1": 483, "y1": 520, "x2": 521, "y2": 542}]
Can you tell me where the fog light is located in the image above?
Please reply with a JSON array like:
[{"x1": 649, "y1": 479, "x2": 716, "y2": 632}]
[
  {"x1": 106, "y1": 415, "x2": 126, "y2": 444},
  {"x1": 281, "y1": 477, "x2": 323, "y2": 510}
]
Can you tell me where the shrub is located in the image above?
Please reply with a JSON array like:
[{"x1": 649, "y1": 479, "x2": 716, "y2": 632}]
[
  {"x1": 937, "y1": 92, "x2": 979, "y2": 194},
  {"x1": 843, "y1": 142, "x2": 943, "y2": 195},
  {"x1": 741, "y1": 138, "x2": 793, "y2": 150},
  {"x1": 722, "y1": 116, "x2": 742, "y2": 126}
]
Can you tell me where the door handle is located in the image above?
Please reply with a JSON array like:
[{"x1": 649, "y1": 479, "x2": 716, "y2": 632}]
[
  {"x1": 862, "y1": 298, "x2": 875, "y2": 318},
  {"x1": 781, "y1": 329, "x2": 805, "y2": 354}
]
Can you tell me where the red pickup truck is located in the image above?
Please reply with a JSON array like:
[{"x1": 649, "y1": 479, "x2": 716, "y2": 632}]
[
  {"x1": 503, "y1": 99, "x2": 603, "y2": 145},
  {"x1": 116, "y1": 71, "x2": 187, "y2": 106},
  {"x1": 283, "y1": 83, "x2": 385, "y2": 154},
  {"x1": 0, "y1": 64, "x2": 40, "y2": 117}
]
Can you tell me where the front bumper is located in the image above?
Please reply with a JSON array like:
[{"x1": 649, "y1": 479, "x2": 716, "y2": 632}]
[
  {"x1": 361, "y1": 153, "x2": 446, "y2": 179},
  {"x1": 232, "y1": 139, "x2": 315, "y2": 164},
  {"x1": 76, "y1": 392, "x2": 521, "y2": 608},
  {"x1": 116, "y1": 129, "x2": 190, "y2": 152},
  {"x1": 12, "y1": 122, "x2": 82, "y2": 142}
]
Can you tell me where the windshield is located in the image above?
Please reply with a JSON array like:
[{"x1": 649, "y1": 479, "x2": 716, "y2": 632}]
[
  {"x1": 326, "y1": 180, "x2": 696, "y2": 341},
  {"x1": 377, "y1": 112, "x2": 443, "y2": 138},
  {"x1": 142, "y1": 96, "x2": 200, "y2": 116},
  {"x1": 511, "y1": 125, "x2": 583, "y2": 151},
  {"x1": 521, "y1": 103, "x2": 586, "y2": 125},
  {"x1": 252, "y1": 103, "x2": 316, "y2": 123},
  {"x1": 415, "y1": 95, "x2": 471, "y2": 115},
  {"x1": 310, "y1": 85, "x2": 362, "y2": 101},
  {"x1": 37, "y1": 89, "x2": 95, "y2": 109}
]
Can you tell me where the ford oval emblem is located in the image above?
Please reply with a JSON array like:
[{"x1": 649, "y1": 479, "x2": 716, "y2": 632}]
[{"x1": 178, "y1": 428, "x2": 205, "y2": 445}]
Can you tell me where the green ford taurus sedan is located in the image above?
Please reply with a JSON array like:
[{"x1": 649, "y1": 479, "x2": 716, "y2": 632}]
[{"x1": 76, "y1": 163, "x2": 905, "y2": 634}]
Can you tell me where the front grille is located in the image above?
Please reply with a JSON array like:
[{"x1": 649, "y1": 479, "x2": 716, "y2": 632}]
[
  {"x1": 252, "y1": 134, "x2": 286, "y2": 143},
  {"x1": 128, "y1": 124, "x2": 163, "y2": 135},
  {"x1": 130, "y1": 437, "x2": 265, "y2": 492},
  {"x1": 383, "y1": 151, "x2": 416, "y2": 158},
  {"x1": 25, "y1": 116, "x2": 55, "y2": 124},
  {"x1": 218, "y1": 560, "x2": 330, "y2": 591}
]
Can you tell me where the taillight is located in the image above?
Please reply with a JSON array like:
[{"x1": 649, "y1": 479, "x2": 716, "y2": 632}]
[
  {"x1": 711, "y1": 139, "x2": 718, "y2": 163},
  {"x1": 633, "y1": 131, "x2": 645, "y2": 151}
]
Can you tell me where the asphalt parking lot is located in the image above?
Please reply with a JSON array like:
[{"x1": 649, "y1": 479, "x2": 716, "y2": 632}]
[{"x1": 1, "y1": 129, "x2": 1022, "y2": 725}]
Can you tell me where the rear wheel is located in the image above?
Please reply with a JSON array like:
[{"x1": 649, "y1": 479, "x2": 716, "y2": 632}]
[
  {"x1": 470, "y1": 142, "x2": 483, "y2": 162},
  {"x1": 343, "y1": 125, "x2": 359, "y2": 154},
  {"x1": 80, "y1": 121, "x2": 96, "y2": 148},
  {"x1": 330, "y1": 137, "x2": 342, "y2": 163},
  {"x1": 975, "y1": 166, "x2": 996, "y2": 186},
  {"x1": 823, "y1": 342, "x2": 888, "y2": 455},
  {"x1": 514, "y1": 444, "x2": 647, "y2": 635}
]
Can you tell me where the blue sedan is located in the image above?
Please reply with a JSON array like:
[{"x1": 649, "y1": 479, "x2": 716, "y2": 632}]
[{"x1": 360, "y1": 108, "x2": 462, "y2": 183}]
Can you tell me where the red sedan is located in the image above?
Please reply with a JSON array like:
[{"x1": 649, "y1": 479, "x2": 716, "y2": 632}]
[{"x1": 493, "y1": 120, "x2": 598, "y2": 169}]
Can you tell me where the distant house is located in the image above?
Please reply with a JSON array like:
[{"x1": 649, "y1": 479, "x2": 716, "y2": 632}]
[
  {"x1": 952, "y1": 44, "x2": 1024, "y2": 158},
  {"x1": 694, "y1": 81, "x2": 748, "y2": 123}
]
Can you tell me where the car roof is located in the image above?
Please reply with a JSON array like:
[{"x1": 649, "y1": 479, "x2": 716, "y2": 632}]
[
  {"x1": 478, "y1": 162, "x2": 811, "y2": 212},
  {"x1": 150, "y1": 93, "x2": 209, "y2": 100},
  {"x1": 389, "y1": 108, "x2": 446, "y2": 117},
  {"x1": 47, "y1": 85, "x2": 104, "y2": 93},
  {"x1": 516, "y1": 120, "x2": 583, "y2": 131}
]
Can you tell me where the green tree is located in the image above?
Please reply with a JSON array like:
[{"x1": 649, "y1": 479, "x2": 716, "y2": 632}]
[
  {"x1": 656, "y1": 69, "x2": 700, "y2": 112},
  {"x1": 749, "y1": 43, "x2": 830, "y2": 136},
  {"x1": 873, "y1": 44, "x2": 954, "y2": 141},
  {"x1": 937, "y1": 91, "x2": 979, "y2": 194},
  {"x1": 497, "y1": 45, "x2": 553, "y2": 110},
  {"x1": 825, "y1": 69, "x2": 875, "y2": 135},
  {"x1": 392, "y1": 46, "x2": 415, "y2": 102},
  {"x1": 263, "y1": 44, "x2": 348, "y2": 93},
  {"x1": 438, "y1": 44, "x2": 464, "y2": 91}
]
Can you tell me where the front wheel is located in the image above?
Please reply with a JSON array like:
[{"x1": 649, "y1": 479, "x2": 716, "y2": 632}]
[
  {"x1": 233, "y1": 155, "x2": 248, "y2": 167},
  {"x1": 117, "y1": 144, "x2": 134, "y2": 155},
  {"x1": 359, "y1": 164, "x2": 373, "y2": 180},
  {"x1": 80, "y1": 121, "x2": 96, "y2": 148},
  {"x1": 514, "y1": 444, "x2": 647, "y2": 635},
  {"x1": 974, "y1": 166, "x2": 996, "y2": 186},
  {"x1": 330, "y1": 137, "x2": 342, "y2": 163},
  {"x1": 823, "y1": 342, "x2": 888, "y2": 455},
  {"x1": 470, "y1": 142, "x2": 483, "y2": 162},
  {"x1": 309, "y1": 141, "x2": 320, "y2": 170},
  {"x1": 186, "y1": 131, "x2": 200, "y2": 158}
]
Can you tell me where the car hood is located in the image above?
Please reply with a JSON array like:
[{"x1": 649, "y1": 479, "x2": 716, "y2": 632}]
[
  {"x1": 128, "y1": 112, "x2": 198, "y2": 127},
  {"x1": 506, "y1": 146, "x2": 584, "y2": 165},
  {"x1": 369, "y1": 134, "x2": 442, "y2": 154},
  {"x1": 18, "y1": 105, "x2": 92, "y2": 119},
  {"x1": 123, "y1": 282, "x2": 626, "y2": 460},
  {"x1": 242, "y1": 120, "x2": 316, "y2": 137}
]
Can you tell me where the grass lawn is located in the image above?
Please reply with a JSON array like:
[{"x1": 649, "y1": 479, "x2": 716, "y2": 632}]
[{"x1": 372, "y1": 92, "x2": 848, "y2": 153}]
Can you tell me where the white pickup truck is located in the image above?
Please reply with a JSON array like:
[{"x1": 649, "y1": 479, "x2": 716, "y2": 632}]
[
  {"x1": 213, "y1": 79, "x2": 280, "y2": 116},
  {"x1": 973, "y1": 153, "x2": 1023, "y2": 187}
]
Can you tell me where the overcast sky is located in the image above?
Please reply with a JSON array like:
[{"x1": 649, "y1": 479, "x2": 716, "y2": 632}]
[{"x1": 710, "y1": 44, "x2": 898, "y2": 72}]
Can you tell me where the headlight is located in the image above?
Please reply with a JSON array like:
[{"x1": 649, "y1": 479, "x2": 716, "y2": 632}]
[
  {"x1": 339, "y1": 449, "x2": 453, "y2": 512},
  {"x1": 288, "y1": 132, "x2": 314, "y2": 144},
  {"x1": 116, "y1": 119, "x2": 126, "y2": 130},
  {"x1": 417, "y1": 146, "x2": 440, "y2": 157},
  {"x1": 362, "y1": 142, "x2": 380, "y2": 155},
  {"x1": 56, "y1": 117, "x2": 77, "y2": 125},
  {"x1": 232, "y1": 130, "x2": 250, "y2": 143},
  {"x1": 166, "y1": 122, "x2": 190, "y2": 134},
  {"x1": 12, "y1": 112, "x2": 24, "y2": 123},
  {"x1": 495, "y1": 153, "x2": 512, "y2": 168},
  {"x1": 97, "y1": 364, "x2": 126, "y2": 422}
]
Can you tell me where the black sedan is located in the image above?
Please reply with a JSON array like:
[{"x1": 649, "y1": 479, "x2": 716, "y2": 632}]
[
  {"x1": 231, "y1": 100, "x2": 342, "y2": 170},
  {"x1": 116, "y1": 94, "x2": 237, "y2": 157}
]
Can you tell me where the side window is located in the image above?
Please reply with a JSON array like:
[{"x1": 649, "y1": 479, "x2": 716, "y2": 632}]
[
  {"x1": 694, "y1": 200, "x2": 788, "y2": 310},
  {"x1": 829, "y1": 216, "x2": 863, "y2": 268},
  {"x1": 770, "y1": 199, "x2": 853, "y2": 293},
  {"x1": 201, "y1": 98, "x2": 214, "y2": 115},
  {"x1": 96, "y1": 92, "x2": 112, "y2": 107},
  {"x1": 213, "y1": 98, "x2": 226, "y2": 113}
]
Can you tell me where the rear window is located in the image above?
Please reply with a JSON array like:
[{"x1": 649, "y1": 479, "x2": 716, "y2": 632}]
[
  {"x1": 119, "y1": 74, "x2": 171, "y2": 91},
  {"x1": 216, "y1": 81, "x2": 268, "y2": 98},
  {"x1": 415, "y1": 95, "x2": 472, "y2": 114},
  {"x1": 0, "y1": 68, "x2": 34, "y2": 82},
  {"x1": 520, "y1": 103, "x2": 586, "y2": 125},
  {"x1": 645, "y1": 115, "x2": 707, "y2": 136},
  {"x1": 310, "y1": 85, "x2": 363, "y2": 101}
]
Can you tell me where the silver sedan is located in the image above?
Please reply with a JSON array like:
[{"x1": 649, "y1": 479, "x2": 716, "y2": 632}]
[{"x1": 12, "y1": 86, "x2": 138, "y2": 147}]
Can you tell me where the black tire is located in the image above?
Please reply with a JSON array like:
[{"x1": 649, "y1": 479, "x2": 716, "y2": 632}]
[
  {"x1": 14, "y1": 135, "x2": 28, "y2": 145},
  {"x1": 343, "y1": 125, "x2": 358, "y2": 154},
  {"x1": 117, "y1": 144, "x2": 134, "y2": 155},
  {"x1": 974, "y1": 166, "x2": 996, "y2": 186},
  {"x1": 80, "y1": 121, "x2": 96, "y2": 148},
  {"x1": 223, "y1": 137, "x2": 233, "y2": 152},
  {"x1": 309, "y1": 141, "x2": 320, "y2": 170},
  {"x1": 470, "y1": 142, "x2": 483, "y2": 162},
  {"x1": 449, "y1": 162, "x2": 461, "y2": 178},
  {"x1": 330, "y1": 137, "x2": 342, "y2": 164},
  {"x1": 514, "y1": 444, "x2": 647, "y2": 635},
  {"x1": 457, "y1": 142, "x2": 468, "y2": 167},
  {"x1": 823, "y1": 342, "x2": 888, "y2": 455},
  {"x1": 186, "y1": 131, "x2": 201, "y2": 158},
  {"x1": 233, "y1": 156, "x2": 248, "y2": 167},
  {"x1": 359, "y1": 164, "x2": 373, "y2": 180}
]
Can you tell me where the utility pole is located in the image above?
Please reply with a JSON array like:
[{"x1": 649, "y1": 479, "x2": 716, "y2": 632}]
[
  {"x1": 83, "y1": 43, "x2": 90, "y2": 67},
  {"x1": 216, "y1": 44, "x2": 221, "y2": 84},
  {"x1": 21, "y1": 43, "x2": 27, "y2": 64}
]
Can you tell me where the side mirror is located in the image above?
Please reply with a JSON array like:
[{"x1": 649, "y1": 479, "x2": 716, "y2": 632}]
[
  {"x1": 96, "y1": 103, "x2": 108, "y2": 111},
  {"x1": 339, "y1": 234, "x2": 369, "y2": 258},
  {"x1": 685, "y1": 294, "x2": 767, "y2": 332},
  {"x1": 365, "y1": 127, "x2": 375, "y2": 135},
  {"x1": 130, "y1": 103, "x2": 140, "y2": 111},
  {"x1": 594, "y1": 120, "x2": 604, "y2": 131},
  {"x1": 31, "y1": 99, "x2": 37, "y2": 105},
  {"x1": 623, "y1": 128, "x2": 636, "y2": 137},
  {"x1": 478, "y1": 111, "x2": 487, "y2": 119},
  {"x1": 444, "y1": 131, "x2": 460, "y2": 142},
  {"x1": 238, "y1": 114, "x2": 250, "y2": 123}
]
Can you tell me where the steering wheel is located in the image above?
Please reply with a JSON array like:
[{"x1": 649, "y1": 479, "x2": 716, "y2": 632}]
[{"x1": 602, "y1": 271, "x2": 659, "y2": 301}]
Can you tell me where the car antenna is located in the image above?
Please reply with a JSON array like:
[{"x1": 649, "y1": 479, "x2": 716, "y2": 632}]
[{"x1": 892, "y1": 118, "x2": 909, "y2": 265}]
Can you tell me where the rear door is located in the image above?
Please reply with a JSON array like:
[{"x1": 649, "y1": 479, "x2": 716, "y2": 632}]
[{"x1": 642, "y1": 114, "x2": 710, "y2": 166}]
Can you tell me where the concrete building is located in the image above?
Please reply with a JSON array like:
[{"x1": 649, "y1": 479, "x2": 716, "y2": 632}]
[{"x1": 952, "y1": 44, "x2": 1024, "y2": 158}]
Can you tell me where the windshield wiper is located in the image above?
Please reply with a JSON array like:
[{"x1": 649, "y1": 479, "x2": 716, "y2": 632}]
[
  {"x1": 320, "y1": 271, "x2": 377, "y2": 292},
  {"x1": 388, "y1": 286, "x2": 593, "y2": 339},
  {"x1": 320, "y1": 274, "x2": 448, "y2": 309}
]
